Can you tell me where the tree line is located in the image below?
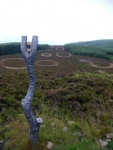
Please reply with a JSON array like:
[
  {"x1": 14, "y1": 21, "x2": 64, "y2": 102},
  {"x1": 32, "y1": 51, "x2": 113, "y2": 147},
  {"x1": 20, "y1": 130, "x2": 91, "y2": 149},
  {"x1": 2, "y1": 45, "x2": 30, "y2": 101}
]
[
  {"x1": 65, "y1": 44, "x2": 113, "y2": 60},
  {"x1": 0, "y1": 43, "x2": 49, "y2": 56}
]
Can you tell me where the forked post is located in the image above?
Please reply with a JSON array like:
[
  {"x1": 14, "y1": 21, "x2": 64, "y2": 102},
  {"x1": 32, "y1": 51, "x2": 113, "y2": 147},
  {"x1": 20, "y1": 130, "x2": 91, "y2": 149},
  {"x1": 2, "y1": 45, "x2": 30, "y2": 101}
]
[{"x1": 21, "y1": 36, "x2": 43, "y2": 144}]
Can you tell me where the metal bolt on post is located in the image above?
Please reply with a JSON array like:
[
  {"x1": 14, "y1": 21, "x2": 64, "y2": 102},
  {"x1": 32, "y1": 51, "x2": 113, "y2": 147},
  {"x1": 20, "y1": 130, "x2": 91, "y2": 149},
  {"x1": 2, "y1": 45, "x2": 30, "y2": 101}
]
[{"x1": 21, "y1": 36, "x2": 43, "y2": 144}]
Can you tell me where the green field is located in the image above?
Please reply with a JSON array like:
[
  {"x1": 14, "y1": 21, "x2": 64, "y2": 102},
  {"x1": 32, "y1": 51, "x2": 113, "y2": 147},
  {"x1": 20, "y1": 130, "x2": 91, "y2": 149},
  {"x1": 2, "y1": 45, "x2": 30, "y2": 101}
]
[{"x1": 0, "y1": 46, "x2": 113, "y2": 150}]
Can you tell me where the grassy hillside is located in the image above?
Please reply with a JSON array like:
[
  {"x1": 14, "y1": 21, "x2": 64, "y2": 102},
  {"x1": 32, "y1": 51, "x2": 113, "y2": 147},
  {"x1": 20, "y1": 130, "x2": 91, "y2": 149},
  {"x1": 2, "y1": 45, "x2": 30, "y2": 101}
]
[
  {"x1": 67, "y1": 39, "x2": 113, "y2": 50},
  {"x1": 0, "y1": 46, "x2": 113, "y2": 149}
]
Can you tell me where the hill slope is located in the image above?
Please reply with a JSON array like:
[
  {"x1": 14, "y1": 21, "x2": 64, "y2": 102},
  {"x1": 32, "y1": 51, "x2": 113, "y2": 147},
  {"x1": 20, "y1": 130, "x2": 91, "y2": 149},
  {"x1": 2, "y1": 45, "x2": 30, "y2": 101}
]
[
  {"x1": 67, "y1": 39, "x2": 113, "y2": 50},
  {"x1": 65, "y1": 44, "x2": 113, "y2": 60}
]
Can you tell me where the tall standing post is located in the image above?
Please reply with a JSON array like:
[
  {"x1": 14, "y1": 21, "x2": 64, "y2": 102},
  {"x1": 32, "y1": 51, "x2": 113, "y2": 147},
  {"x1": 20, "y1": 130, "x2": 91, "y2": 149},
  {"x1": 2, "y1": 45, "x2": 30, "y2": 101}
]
[{"x1": 21, "y1": 36, "x2": 43, "y2": 144}]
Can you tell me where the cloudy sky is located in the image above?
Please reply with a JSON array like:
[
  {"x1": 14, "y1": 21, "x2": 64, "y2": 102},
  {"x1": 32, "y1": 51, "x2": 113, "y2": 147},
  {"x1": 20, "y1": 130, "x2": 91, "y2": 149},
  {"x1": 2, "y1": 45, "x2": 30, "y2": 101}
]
[{"x1": 0, "y1": 0, "x2": 113, "y2": 44}]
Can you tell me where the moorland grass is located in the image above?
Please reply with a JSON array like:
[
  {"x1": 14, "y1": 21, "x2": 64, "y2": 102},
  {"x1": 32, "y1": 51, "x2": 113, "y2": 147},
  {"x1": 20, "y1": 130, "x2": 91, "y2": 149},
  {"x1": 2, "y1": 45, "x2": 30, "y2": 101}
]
[
  {"x1": 1, "y1": 105, "x2": 107, "y2": 150},
  {"x1": 0, "y1": 48, "x2": 113, "y2": 149}
]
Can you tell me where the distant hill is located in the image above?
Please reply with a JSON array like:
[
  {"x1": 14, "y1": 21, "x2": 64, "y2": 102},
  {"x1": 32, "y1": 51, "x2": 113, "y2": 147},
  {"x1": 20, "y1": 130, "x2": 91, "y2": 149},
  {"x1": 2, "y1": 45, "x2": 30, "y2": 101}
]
[{"x1": 67, "y1": 39, "x2": 113, "y2": 50}]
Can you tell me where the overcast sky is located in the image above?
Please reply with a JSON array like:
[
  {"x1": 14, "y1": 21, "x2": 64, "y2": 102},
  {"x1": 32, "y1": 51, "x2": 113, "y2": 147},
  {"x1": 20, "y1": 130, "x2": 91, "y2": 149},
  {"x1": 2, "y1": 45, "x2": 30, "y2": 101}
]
[{"x1": 0, "y1": 0, "x2": 113, "y2": 44}]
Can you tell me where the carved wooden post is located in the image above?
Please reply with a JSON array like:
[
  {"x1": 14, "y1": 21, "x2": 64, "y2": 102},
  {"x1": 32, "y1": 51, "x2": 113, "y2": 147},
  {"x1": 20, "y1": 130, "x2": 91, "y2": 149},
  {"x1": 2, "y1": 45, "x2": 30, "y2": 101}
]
[{"x1": 21, "y1": 36, "x2": 43, "y2": 144}]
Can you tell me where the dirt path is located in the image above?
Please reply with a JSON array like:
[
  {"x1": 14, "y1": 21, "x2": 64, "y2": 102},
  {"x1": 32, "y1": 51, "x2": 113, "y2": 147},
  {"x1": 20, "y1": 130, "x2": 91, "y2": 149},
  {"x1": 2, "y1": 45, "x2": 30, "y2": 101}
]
[
  {"x1": 89, "y1": 62, "x2": 113, "y2": 68},
  {"x1": 41, "y1": 53, "x2": 52, "y2": 57},
  {"x1": 78, "y1": 57, "x2": 113, "y2": 68},
  {"x1": 56, "y1": 52, "x2": 72, "y2": 58},
  {"x1": 35, "y1": 60, "x2": 59, "y2": 66},
  {"x1": 40, "y1": 46, "x2": 64, "y2": 52},
  {"x1": 56, "y1": 47, "x2": 64, "y2": 51},
  {"x1": 0, "y1": 58, "x2": 27, "y2": 69}
]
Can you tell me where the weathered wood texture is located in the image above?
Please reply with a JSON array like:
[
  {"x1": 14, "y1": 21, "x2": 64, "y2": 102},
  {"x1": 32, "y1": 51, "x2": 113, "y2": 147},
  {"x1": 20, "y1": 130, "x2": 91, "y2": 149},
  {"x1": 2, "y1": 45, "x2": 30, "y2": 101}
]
[{"x1": 21, "y1": 36, "x2": 42, "y2": 144}]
